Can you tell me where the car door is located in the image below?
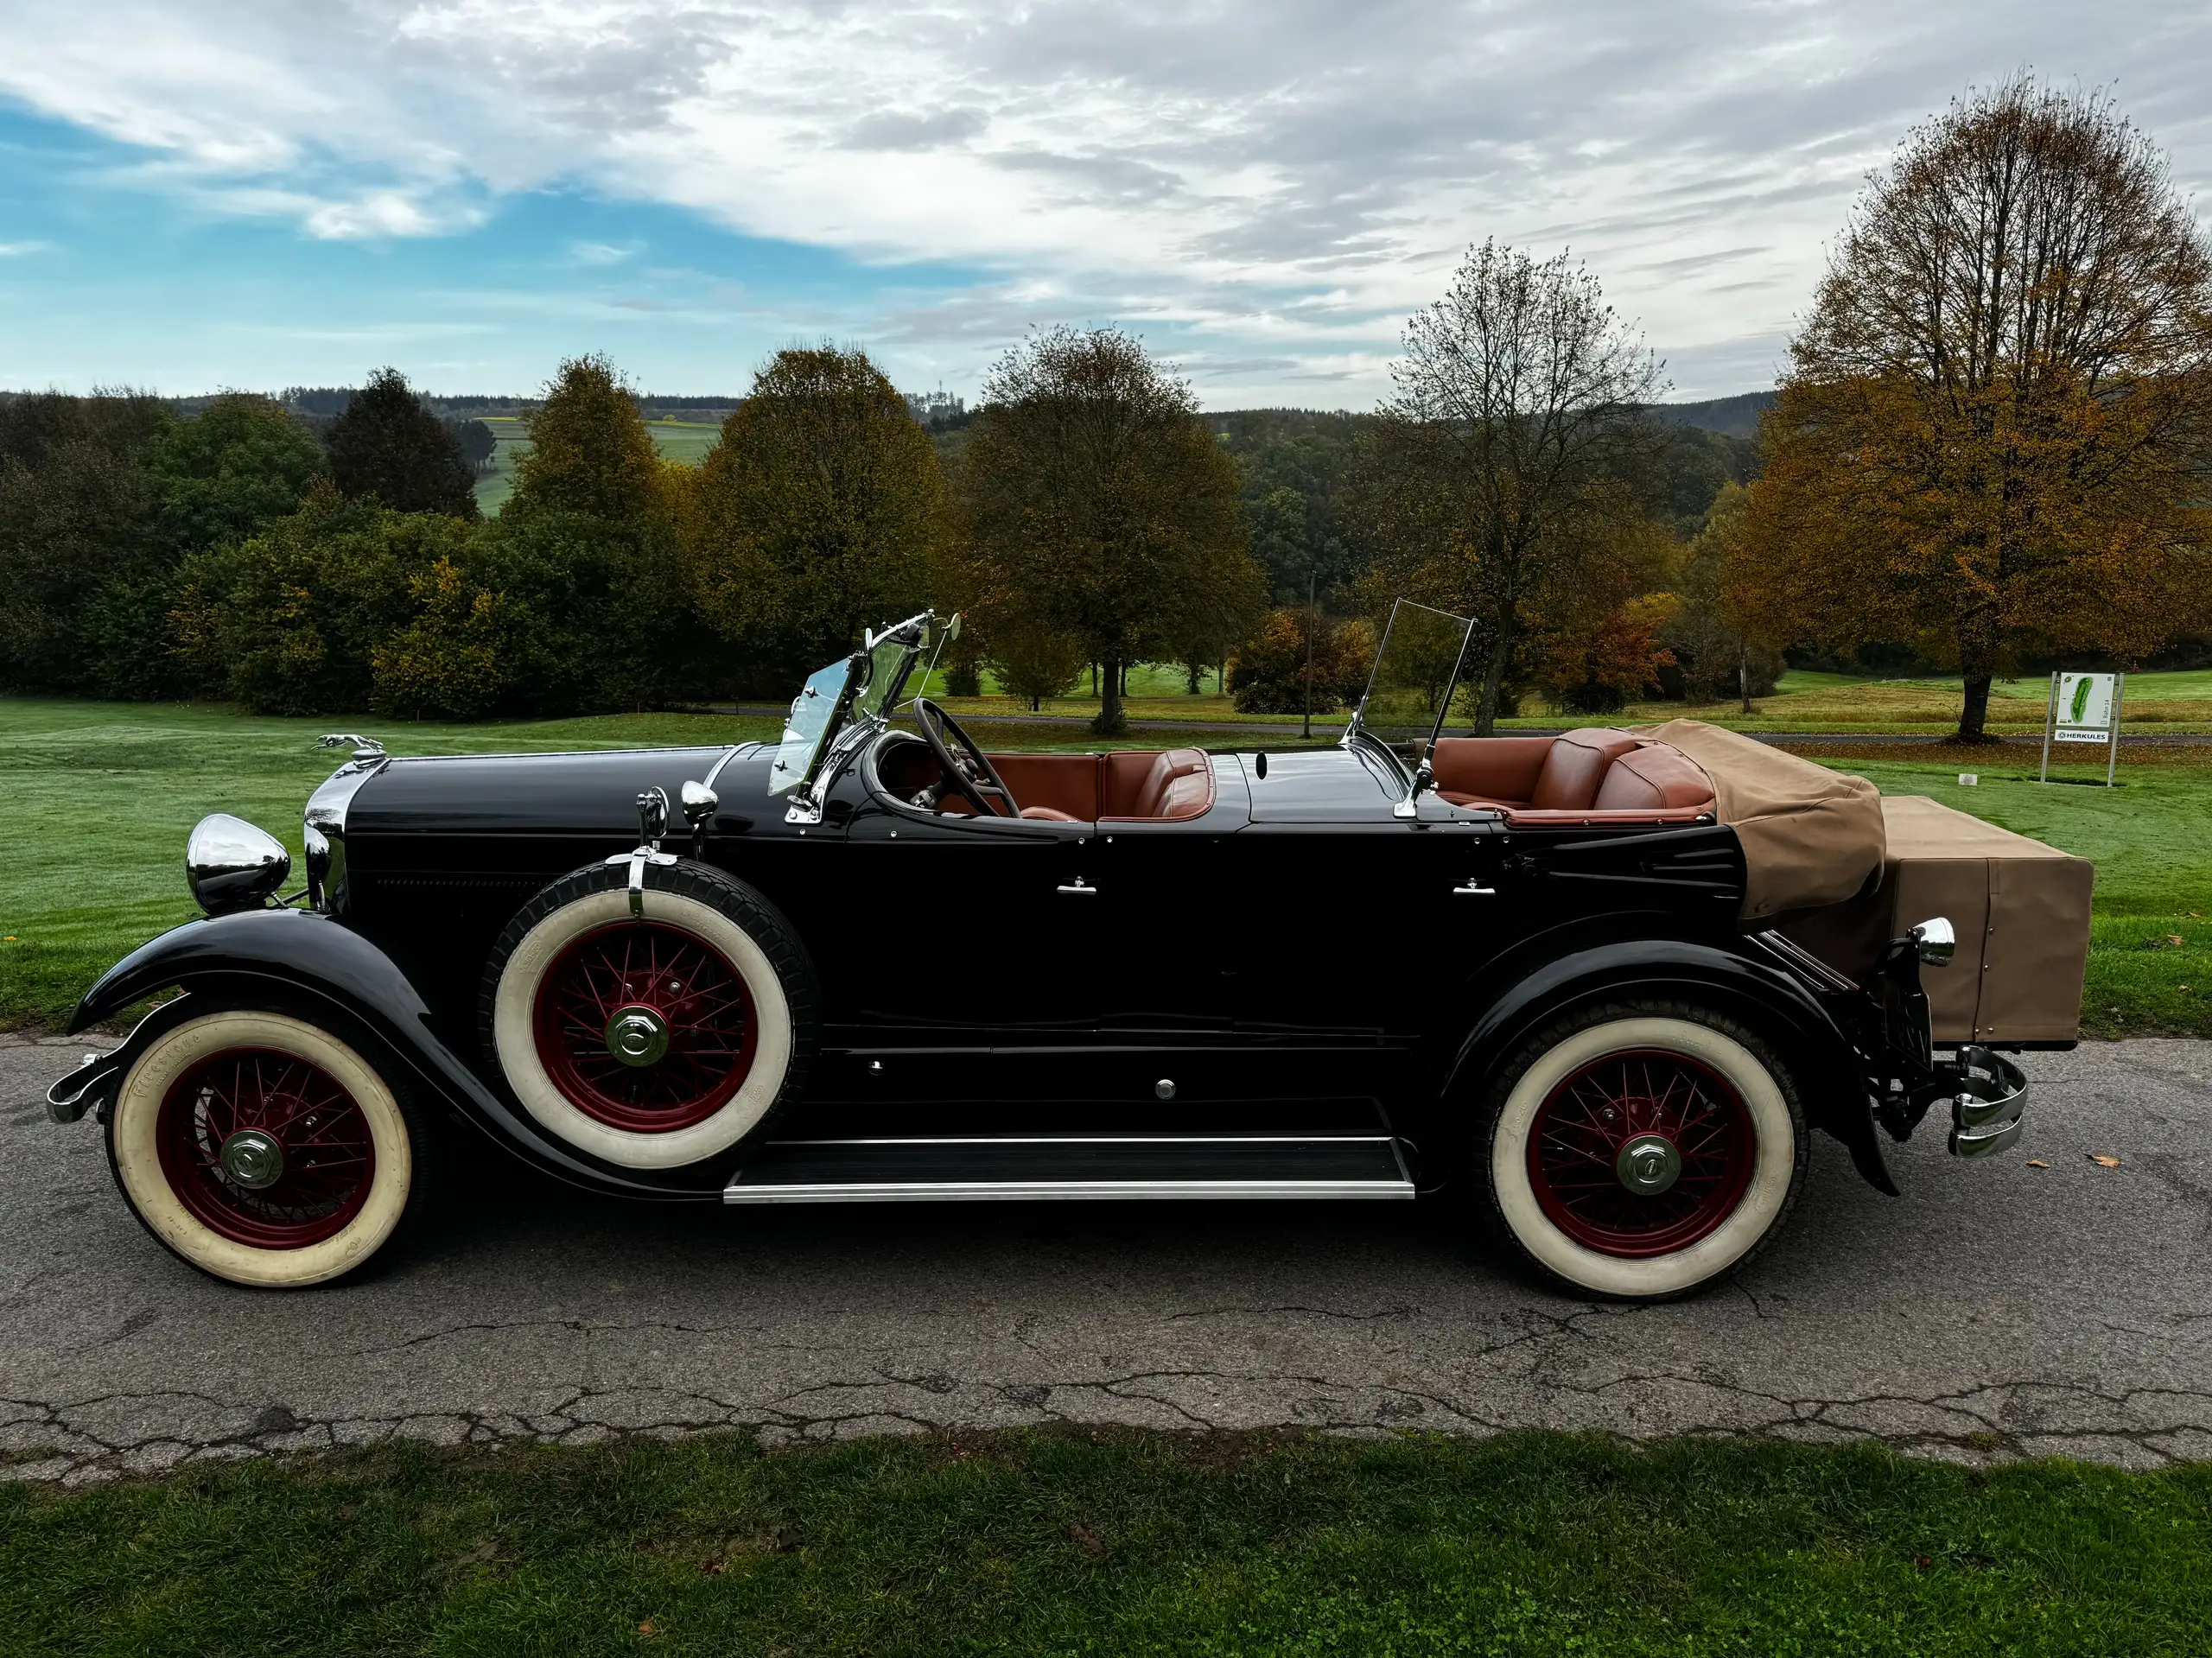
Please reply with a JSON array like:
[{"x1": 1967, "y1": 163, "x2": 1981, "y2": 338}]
[{"x1": 836, "y1": 792, "x2": 1107, "y2": 1101}]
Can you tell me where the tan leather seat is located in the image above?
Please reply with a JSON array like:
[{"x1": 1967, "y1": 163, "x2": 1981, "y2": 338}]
[
  {"x1": 1429, "y1": 729, "x2": 1714, "y2": 821},
  {"x1": 1102, "y1": 748, "x2": 1215, "y2": 821},
  {"x1": 1017, "y1": 805, "x2": 1081, "y2": 822}
]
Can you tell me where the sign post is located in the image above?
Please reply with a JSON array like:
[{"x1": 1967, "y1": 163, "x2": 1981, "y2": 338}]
[{"x1": 2040, "y1": 671, "x2": 2125, "y2": 786}]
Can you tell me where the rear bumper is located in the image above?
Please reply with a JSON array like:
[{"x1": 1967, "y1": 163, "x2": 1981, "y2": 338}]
[{"x1": 1942, "y1": 1045, "x2": 2029, "y2": 1158}]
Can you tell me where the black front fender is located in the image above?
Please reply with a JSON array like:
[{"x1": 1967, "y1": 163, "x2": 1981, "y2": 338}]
[
  {"x1": 1436, "y1": 936, "x2": 1897, "y2": 1197},
  {"x1": 65, "y1": 910, "x2": 703, "y2": 1198}
]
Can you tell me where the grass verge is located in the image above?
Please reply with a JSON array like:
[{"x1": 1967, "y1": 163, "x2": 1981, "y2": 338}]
[{"x1": 3, "y1": 1429, "x2": 2208, "y2": 1656}]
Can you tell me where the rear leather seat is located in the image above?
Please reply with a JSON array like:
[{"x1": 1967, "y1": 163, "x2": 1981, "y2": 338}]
[{"x1": 1433, "y1": 727, "x2": 1714, "y2": 823}]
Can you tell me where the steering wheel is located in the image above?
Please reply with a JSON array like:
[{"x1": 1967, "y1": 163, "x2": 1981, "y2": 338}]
[{"x1": 912, "y1": 698, "x2": 1020, "y2": 817}]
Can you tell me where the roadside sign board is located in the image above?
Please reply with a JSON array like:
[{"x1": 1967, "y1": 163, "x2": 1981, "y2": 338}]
[
  {"x1": 2053, "y1": 673, "x2": 2116, "y2": 741},
  {"x1": 2040, "y1": 671, "x2": 2125, "y2": 786}
]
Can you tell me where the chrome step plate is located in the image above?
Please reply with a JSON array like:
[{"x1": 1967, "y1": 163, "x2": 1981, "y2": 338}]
[{"x1": 722, "y1": 1133, "x2": 1414, "y2": 1204}]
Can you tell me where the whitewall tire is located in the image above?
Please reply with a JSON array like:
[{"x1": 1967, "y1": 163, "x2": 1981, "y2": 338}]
[
  {"x1": 106, "y1": 1008, "x2": 424, "y2": 1289},
  {"x1": 481, "y1": 861, "x2": 817, "y2": 1171},
  {"x1": 1478, "y1": 1006, "x2": 1807, "y2": 1299}
]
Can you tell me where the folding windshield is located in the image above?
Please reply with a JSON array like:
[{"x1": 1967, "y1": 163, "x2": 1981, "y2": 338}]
[
  {"x1": 768, "y1": 658, "x2": 856, "y2": 797},
  {"x1": 767, "y1": 611, "x2": 939, "y2": 801},
  {"x1": 1346, "y1": 599, "x2": 1477, "y2": 750}
]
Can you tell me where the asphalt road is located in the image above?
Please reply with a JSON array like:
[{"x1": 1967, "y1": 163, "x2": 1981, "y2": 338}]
[{"x1": 5, "y1": 1035, "x2": 2208, "y2": 1481}]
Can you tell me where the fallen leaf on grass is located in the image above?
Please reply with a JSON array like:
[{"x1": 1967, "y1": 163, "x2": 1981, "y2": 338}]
[
  {"x1": 2088, "y1": 1154, "x2": 2123, "y2": 1168},
  {"x1": 639, "y1": 1619, "x2": 658, "y2": 1637},
  {"x1": 1069, "y1": 1521, "x2": 1109, "y2": 1559},
  {"x1": 2025, "y1": 1159, "x2": 2050, "y2": 1168}
]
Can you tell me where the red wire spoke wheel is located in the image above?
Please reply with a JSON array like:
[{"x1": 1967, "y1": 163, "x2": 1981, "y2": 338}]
[
  {"x1": 1525, "y1": 1048, "x2": 1755, "y2": 1259},
  {"x1": 531, "y1": 919, "x2": 758, "y2": 1132},
  {"x1": 1479, "y1": 1007, "x2": 1807, "y2": 1300},
  {"x1": 108, "y1": 1008, "x2": 427, "y2": 1288},
  {"x1": 485, "y1": 860, "x2": 817, "y2": 1170},
  {"x1": 153, "y1": 1045, "x2": 378, "y2": 1249}
]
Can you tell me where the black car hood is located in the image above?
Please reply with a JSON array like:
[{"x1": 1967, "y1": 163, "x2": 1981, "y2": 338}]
[{"x1": 346, "y1": 745, "x2": 767, "y2": 837}]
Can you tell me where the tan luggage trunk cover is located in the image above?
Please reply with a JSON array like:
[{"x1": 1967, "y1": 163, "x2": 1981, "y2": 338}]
[
  {"x1": 1626, "y1": 720, "x2": 1886, "y2": 921},
  {"x1": 1777, "y1": 796, "x2": 2093, "y2": 1043}
]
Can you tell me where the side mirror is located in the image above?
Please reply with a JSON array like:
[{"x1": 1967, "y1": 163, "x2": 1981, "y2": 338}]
[{"x1": 1910, "y1": 916, "x2": 1956, "y2": 968}]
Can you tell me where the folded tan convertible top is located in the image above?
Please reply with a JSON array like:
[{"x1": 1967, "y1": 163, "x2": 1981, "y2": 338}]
[{"x1": 1626, "y1": 720, "x2": 1887, "y2": 921}]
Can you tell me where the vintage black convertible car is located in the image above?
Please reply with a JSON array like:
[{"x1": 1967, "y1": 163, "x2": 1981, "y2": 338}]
[{"x1": 48, "y1": 604, "x2": 2090, "y2": 1299}]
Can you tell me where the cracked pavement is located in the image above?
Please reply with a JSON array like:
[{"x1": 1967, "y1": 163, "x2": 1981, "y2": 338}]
[{"x1": 5, "y1": 1035, "x2": 2209, "y2": 1481}]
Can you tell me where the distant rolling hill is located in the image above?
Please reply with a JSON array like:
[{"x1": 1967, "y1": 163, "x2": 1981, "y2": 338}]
[{"x1": 1649, "y1": 391, "x2": 1777, "y2": 439}]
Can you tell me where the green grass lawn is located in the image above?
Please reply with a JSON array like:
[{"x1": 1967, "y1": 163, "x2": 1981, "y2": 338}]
[
  {"x1": 2, "y1": 697, "x2": 2205, "y2": 1035},
  {"x1": 3, "y1": 1430, "x2": 2206, "y2": 1656}
]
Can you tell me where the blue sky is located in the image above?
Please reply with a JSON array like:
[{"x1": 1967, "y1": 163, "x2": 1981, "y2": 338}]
[{"x1": 3, "y1": 1, "x2": 2208, "y2": 409}]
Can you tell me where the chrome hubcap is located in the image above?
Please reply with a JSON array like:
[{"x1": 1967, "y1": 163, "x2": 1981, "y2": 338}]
[
  {"x1": 605, "y1": 1005, "x2": 671, "y2": 1068},
  {"x1": 1615, "y1": 1132, "x2": 1681, "y2": 1197},
  {"x1": 218, "y1": 1128, "x2": 285, "y2": 1191}
]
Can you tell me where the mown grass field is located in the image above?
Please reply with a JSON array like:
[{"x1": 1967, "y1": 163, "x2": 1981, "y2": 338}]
[
  {"x1": 3, "y1": 1430, "x2": 2207, "y2": 1656},
  {"x1": 2, "y1": 696, "x2": 2205, "y2": 1035},
  {"x1": 472, "y1": 416, "x2": 721, "y2": 515}
]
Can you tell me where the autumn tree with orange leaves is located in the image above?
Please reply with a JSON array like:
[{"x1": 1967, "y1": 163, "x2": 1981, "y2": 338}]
[{"x1": 1732, "y1": 78, "x2": 2212, "y2": 742}]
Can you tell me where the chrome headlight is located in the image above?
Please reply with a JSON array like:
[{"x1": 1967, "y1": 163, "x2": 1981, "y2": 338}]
[{"x1": 187, "y1": 814, "x2": 291, "y2": 916}]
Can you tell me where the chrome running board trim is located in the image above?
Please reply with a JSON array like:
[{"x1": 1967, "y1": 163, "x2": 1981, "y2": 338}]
[
  {"x1": 722, "y1": 1179, "x2": 1415, "y2": 1204},
  {"x1": 722, "y1": 1132, "x2": 1414, "y2": 1204}
]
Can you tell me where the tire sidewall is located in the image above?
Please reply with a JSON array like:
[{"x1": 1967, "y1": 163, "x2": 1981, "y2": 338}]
[
  {"x1": 109, "y1": 1009, "x2": 416, "y2": 1289},
  {"x1": 1484, "y1": 1012, "x2": 1802, "y2": 1299},
  {"x1": 490, "y1": 879, "x2": 796, "y2": 1169}
]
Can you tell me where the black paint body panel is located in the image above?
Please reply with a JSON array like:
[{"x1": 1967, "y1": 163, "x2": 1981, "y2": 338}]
[{"x1": 73, "y1": 734, "x2": 1904, "y2": 1200}]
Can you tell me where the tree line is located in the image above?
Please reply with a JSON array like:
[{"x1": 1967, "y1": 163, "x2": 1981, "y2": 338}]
[{"x1": 3, "y1": 77, "x2": 2203, "y2": 742}]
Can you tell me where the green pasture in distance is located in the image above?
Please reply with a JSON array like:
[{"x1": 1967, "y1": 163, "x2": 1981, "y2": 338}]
[
  {"x1": 2, "y1": 697, "x2": 2204, "y2": 1035},
  {"x1": 472, "y1": 416, "x2": 721, "y2": 515},
  {"x1": 4, "y1": 1431, "x2": 2208, "y2": 1655}
]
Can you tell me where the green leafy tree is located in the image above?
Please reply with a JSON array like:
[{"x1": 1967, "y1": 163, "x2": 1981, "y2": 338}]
[
  {"x1": 327, "y1": 368, "x2": 480, "y2": 518},
  {"x1": 988, "y1": 619, "x2": 1088, "y2": 710},
  {"x1": 688, "y1": 346, "x2": 939, "y2": 688},
  {"x1": 498, "y1": 355, "x2": 703, "y2": 709},
  {"x1": 173, "y1": 486, "x2": 470, "y2": 714},
  {"x1": 955, "y1": 327, "x2": 1258, "y2": 736},
  {"x1": 0, "y1": 392, "x2": 170, "y2": 696},
  {"x1": 372, "y1": 556, "x2": 514, "y2": 720},
  {"x1": 144, "y1": 393, "x2": 325, "y2": 555}
]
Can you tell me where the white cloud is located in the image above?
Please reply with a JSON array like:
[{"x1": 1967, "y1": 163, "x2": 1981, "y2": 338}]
[
  {"x1": 0, "y1": 241, "x2": 54, "y2": 257},
  {"x1": 1, "y1": 1, "x2": 2208, "y2": 398}
]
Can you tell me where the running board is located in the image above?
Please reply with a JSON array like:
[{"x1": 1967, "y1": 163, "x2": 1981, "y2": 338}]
[{"x1": 722, "y1": 1134, "x2": 1414, "y2": 1204}]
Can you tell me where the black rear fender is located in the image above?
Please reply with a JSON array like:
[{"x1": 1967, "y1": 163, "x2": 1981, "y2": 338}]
[
  {"x1": 1430, "y1": 935, "x2": 1895, "y2": 1196},
  {"x1": 62, "y1": 910, "x2": 703, "y2": 1198}
]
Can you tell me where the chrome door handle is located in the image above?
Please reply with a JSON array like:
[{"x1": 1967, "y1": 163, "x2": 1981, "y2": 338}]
[
  {"x1": 1452, "y1": 880, "x2": 1497, "y2": 896},
  {"x1": 1057, "y1": 877, "x2": 1097, "y2": 896}
]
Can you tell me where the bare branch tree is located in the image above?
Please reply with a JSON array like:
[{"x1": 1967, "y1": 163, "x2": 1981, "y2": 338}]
[{"x1": 1350, "y1": 241, "x2": 1666, "y2": 734}]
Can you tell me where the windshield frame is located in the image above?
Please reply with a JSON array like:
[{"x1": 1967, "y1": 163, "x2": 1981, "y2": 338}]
[
  {"x1": 1342, "y1": 598, "x2": 1477, "y2": 802},
  {"x1": 773, "y1": 611, "x2": 938, "y2": 822}
]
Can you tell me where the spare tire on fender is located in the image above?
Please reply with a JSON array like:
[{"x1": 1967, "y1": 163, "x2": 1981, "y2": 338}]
[{"x1": 480, "y1": 860, "x2": 818, "y2": 1170}]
